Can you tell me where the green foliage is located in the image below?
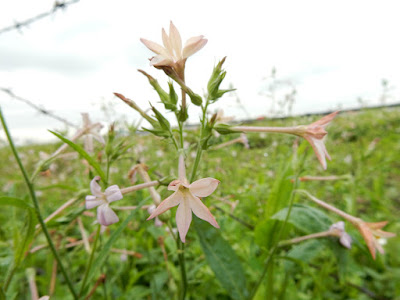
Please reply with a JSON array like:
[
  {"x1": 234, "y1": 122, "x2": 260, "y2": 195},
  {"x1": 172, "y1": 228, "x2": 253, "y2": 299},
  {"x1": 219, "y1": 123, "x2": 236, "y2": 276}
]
[
  {"x1": 272, "y1": 204, "x2": 332, "y2": 234},
  {"x1": 194, "y1": 217, "x2": 248, "y2": 300},
  {"x1": 0, "y1": 108, "x2": 399, "y2": 299}
]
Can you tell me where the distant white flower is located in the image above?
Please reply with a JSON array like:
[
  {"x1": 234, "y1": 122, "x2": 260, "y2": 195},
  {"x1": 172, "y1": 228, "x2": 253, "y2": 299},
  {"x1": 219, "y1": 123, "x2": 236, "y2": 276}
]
[
  {"x1": 147, "y1": 205, "x2": 163, "y2": 227},
  {"x1": 85, "y1": 176, "x2": 123, "y2": 226}
]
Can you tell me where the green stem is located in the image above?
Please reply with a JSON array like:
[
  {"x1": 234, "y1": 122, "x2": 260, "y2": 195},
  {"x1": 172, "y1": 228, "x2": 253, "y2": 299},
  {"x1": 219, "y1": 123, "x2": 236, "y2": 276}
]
[
  {"x1": 3, "y1": 263, "x2": 16, "y2": 292},
  {"x1": 0, "y1": 107, "x2": 78, "y2": 299},
  {"x1": 190, "y1": 102, "x2": 209, "y2": 182},
  {"x1": 177, "y1": 239, "x2": 187, "y2": 300},
  {"x1": 79, "y1": 224, "x2": 101, "y2": 296},
  {"x1": 248, "y1": 178, "x2": 299, "y2": 299}
]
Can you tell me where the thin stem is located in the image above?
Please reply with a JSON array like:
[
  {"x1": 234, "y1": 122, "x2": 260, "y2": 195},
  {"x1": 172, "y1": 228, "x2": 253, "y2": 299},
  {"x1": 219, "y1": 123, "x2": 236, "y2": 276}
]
[
  {"x1": 248, "y1": 179, "x2": 299, "y2": 299},
  {"x1": 0, "y1": 107, "x2": 78, "y2": 299},
  {"x1": 177, "y1": 239, "x2": 187, "y2": 300},
  {"x1": 181, "y1": 88, "x2": 186, "y2": 114},
  {"x1": 190, "y1": 102, "x2": 209, "y2": 182},
  {"x1": 114, "y1": 93, "x2": 155, "y2": 125},
  {"x1": 137, "y1": 165, "x2": 161, "y2": 205},
  {"x1": 233, "y1": 125, "x2": 300, "y2": 135},
  {"x1": 278, "y1": 231, "x2": 332, "y2": 247},
  {"x1": 120, "y1": 181, "x2": 159, "y2": 195},
  {"x1": 79, "y1": 225, "x2": 101, "y2": 296},
  {"x1": 296, "y1": 190, "x2": 359, "y2": 224}
]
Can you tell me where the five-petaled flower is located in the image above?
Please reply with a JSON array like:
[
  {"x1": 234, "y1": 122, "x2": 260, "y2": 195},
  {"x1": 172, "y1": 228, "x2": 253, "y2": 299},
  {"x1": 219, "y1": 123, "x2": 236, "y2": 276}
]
[
  {"x1": 147, "y1": 154, "x2": 220, "y2": 243},
  {"x1": 85, "y1": 176, "x2": 123, "y2": 226},
  {"x1": 355, "y1": 220, "x2": 396, "y2": 259},
  {"x1": 140, "y1": 21, "x2": 207, "y2": 80},
  {"x1": 147, "y1": 176, "x2": 220, "y2": 243}
]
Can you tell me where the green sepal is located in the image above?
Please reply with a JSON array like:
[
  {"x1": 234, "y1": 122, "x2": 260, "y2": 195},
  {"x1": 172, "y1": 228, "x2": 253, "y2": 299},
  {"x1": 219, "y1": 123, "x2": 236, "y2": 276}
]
[
  {"x1": 142, "y1": 127, "x2": 170, "y2": 138},
  {"x1": 214, "y1": 123, "x2": 237, "y2": 135},
  {"x1": 168, "y1": 82, "x2": 178, "y2": 105},
  {"x1": 150, "y1": 105, "x2": 171, "y2": 131}
]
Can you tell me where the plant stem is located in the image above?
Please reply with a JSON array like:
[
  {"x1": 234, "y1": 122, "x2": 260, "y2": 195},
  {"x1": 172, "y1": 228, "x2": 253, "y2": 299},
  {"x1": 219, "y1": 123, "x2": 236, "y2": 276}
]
[
  {"x1": 278, "y1": 231, "x2": 332, "y2": 247},
  {"x1": 248, "y1": 179, "x2": 299, "y2": 299},
  {"x1": 190, "y1": 102, "x2": 209, "y2": 182},
  {"x1": 177, "y1": 239, "x2": 187, "y2": 300},
  {"x1": 79, "y1": 224, "x2": 101, "y2": 296},
  {"x1": 0, "y1": 107, "x2": 78, "y2": 299}
]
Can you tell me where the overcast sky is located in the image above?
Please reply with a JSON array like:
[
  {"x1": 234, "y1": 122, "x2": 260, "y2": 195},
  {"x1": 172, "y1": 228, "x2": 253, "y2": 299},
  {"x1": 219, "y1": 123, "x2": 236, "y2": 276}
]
[{"x1": 0, "y1": 0, "x2": 399, "y2": 143}]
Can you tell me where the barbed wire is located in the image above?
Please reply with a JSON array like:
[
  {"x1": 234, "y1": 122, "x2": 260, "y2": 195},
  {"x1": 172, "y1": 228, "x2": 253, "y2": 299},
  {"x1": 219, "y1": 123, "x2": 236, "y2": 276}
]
[
  {"x1": 0, "y1": 0, "x2": 80, "y2": 35},
  {"x1": 0, "y1": 87, "x2": 78, "y2": 128}
]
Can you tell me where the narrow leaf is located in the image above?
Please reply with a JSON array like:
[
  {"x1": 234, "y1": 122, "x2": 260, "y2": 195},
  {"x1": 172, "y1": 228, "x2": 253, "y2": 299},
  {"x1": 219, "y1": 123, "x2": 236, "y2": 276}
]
[{"x1": 49, "y1": 130, "x2": 106, "y2": 180}]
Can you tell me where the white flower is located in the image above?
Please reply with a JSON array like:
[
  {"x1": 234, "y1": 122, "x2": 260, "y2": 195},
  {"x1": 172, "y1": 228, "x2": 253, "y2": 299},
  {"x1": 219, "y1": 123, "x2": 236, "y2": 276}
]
[
  {"x1": 148, "y1": 177, "x2": 220, "y2": 243},
  {"x1": 85, "y1": 176, "x2": 123, "y2": 226},
  {"x1": 141, "y1": 21, "x2": 207, "y2": 79}
]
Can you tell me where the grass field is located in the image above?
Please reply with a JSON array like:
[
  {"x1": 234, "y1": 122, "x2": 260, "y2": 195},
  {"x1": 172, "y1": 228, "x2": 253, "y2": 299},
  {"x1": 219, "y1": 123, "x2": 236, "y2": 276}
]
[{"x1": 0, "y1": 107, "x2": 399, "y2": 299}]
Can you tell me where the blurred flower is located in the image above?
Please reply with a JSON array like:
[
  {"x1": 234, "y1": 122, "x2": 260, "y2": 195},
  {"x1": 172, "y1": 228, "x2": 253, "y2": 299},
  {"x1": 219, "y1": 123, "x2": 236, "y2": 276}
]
[
  {"x1": 298, "y1": 111, "x2": 338, "y2": 170},
  {"x1": 141, "y1": 21, "x2": 207, "y2": 79},
  {"x1": 81, "y1": 113, "x2": 105, "y2": 152},
  {"x1": 85, "y1": 176, "x2": 123, "y2": 226},
  {"x1": 329, "y1": 221, "x2": 352, "y2": 249},
  {"x1": 298, "y1": 189, "x2": 396, "y2": 259},
  {"x1": 233, "y1": 111, "x2": 338, "y2": 169},
  {"x1": 147, "y1": 154, "x2": 219, "y2": 242},
  {"x1": 240, "y1": 133, "x2": 250, "y2": 149},
  {"x1": 355, "y1": 220, "x2": 396, "y2": 259}
]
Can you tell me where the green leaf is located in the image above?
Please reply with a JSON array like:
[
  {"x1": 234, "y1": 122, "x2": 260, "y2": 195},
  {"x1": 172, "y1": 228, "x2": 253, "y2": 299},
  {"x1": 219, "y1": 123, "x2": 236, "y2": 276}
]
[
  {"x1": 284, "y1": 239, "x2": 326, "y2": 272},
  {"x1": 254, "y1": 162, "x2": 293, "y2": 248},
  {"x1": 0, "y1": 197, "x2": 36, "y2": 290},
  {"x1": 194, "y1": 217, "x2": 248, "y2": 300},
  {"x1": 49, "y1": 130, "x2": 106, "y2": 180},
  {"x1": 0, "y1": 197, "x2": 33, "y2": 210},
  {"x1": 150, "y1": 105, "x2": 171, "y2": 131},
  {"x1": 271, "y1": 204, "x2": 332, "y2": 234}
]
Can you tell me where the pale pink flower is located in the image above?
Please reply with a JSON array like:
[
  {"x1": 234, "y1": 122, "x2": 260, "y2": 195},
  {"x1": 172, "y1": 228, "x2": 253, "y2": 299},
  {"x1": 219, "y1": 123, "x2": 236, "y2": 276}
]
[
  {"x1": 299, "y1": 111, "x2": 339, "y2": 169},
  {"x1": 329, "y1": 221, "x2": 352, "y2": 249},
  {"x1": 356, "y1": 220, "x2": 396, "y2": 259},
  {"x1": 85, "y1": 176, "x2": 123, "y2": 226},
  {"x1": 140, "y1": 21, "x2": 207, "y2": 79},
  {"x1": 148, "y1": 177, "x2": 220, "y2": 242}
]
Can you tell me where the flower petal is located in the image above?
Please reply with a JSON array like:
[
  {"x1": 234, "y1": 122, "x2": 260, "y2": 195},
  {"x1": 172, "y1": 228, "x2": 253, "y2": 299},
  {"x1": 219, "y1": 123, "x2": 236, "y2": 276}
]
[
  {"x1": 330, "y1": 221, "x2": 345, "y2": 232},
  {"x1": 311, "y1": 111, "x2": 339, "y2": 128},
  {"x1": 90, "y1": 176, "x2": 103, "y2": 197},
  {"x1": 150, "y1": 54, "x2": 173, "y2": 66},
  {"x1": 189, "y1": 178, "x2": 220, "y2": 197},
  {"x1": 188, "y1": 192, "x2": 219, "y2": 229},
  {"x1": 358, "y1": 223, "x2": 376, "y2": 259},
  {"x1": 176, "y1": 197, "x2": 192, "y2": 243},
  {"x1": 305, "y1": 136, "x2": 329, "y2": 170},
  {"x1": 140, "y1": 38, "x2": 169, "y2": 56},
  {"x1": 97, "y1": 204, "x2": 119, "y2": 226},
  {"x1": 339, "y1": 232, "x2": 352, "y2": 249},
  {"x1": 105, "y1": 185, "x2": 123, "y2": 203},
  {"x1": 183, "y1": 36, "x2": 207, "y2": 59},
  {"x1": 162, "y1": 28, "x2": 173, "y2": 55},
  {"x1": 147, "y1": 190, "x2": 182, "y2": 220},
  {"x1": 169, "y1": 21, "x2": 182, "y2": 59},
  {"x1": 85, "y1": 196, "x2": 104, "y2": 209}
]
